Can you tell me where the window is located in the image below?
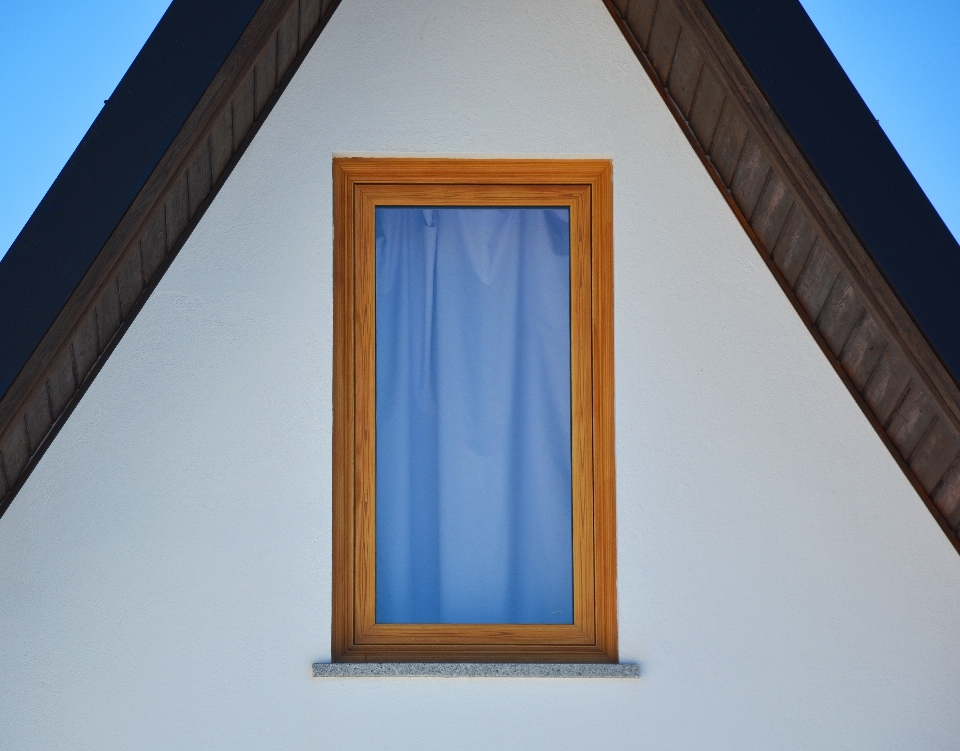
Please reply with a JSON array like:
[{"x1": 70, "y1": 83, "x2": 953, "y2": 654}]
[{"x1": 332, "y1": 158, "x2": 616, "y2": 662}]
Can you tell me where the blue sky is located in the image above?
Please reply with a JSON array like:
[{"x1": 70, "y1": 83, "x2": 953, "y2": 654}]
[
  {"x1": 0, "y1": 1, "x2": 172, "y2": 261},
  {"x1": 0, "y1": 1, "x2": 957, "y2": 261},
  {"x1": 798, "y1": 0, "x2": 960, "y2": 243}
]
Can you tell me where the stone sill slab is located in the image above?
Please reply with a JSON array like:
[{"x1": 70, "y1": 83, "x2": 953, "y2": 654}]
[{"x1": 312, "y1": 663, "x2": 639, "y2": 678}]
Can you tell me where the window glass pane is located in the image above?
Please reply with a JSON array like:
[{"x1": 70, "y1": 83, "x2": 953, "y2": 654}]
[{"x1": 375, "y1": 207, "x2": 573, "y2": 625}]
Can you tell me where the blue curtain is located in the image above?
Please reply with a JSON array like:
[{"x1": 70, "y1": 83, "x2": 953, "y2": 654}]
[{"x1": 375, "y1": 207, "x2": 573, "y2": 625}]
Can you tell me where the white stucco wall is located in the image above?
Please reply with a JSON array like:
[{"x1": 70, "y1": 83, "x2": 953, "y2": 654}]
[{"x1": 3, "y1": 0, "x2": 960, "y2": 748}]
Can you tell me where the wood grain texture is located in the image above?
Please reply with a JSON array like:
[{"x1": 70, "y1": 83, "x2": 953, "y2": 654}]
[
  {"x1": 710, "y1": 101, "x2": 749, "y2": 186},
  {"x1": 730, "y1": 135, "x2": 770, "y2": 218},
  {"x1": 863, "y1": 349, "x2": 912, "y2": 426},
  {"x1": 570, "y1": 188, "x2": 600, "y2": 648},
  {"x1": 231, "y1": 73, "x2": 256, "y2": 153},
  {"x1": 795, "y1": 241, "x2": 840, "y2": 321},
  {"x1": 116, "y1": 240, "x2": 145, "y2": 319},
  {"x1": 687, "y1": 64, "x2": 725, "y2": 149},
  {"x1": 209, "y1": 108, "x2": 234, "y2": 187},
  {"x1": 187, "y1": 139, "x2": 213, "y2": 218},
  {"x1": 331, "y1": 158, "x2": 356, "y2": 663},
  {"x1": 910, "y1": 418, "x2": 960, "y2": 494},
  {"x1": 750, "y1": 172, "x2": 793, "y2": 251},
  {"x1": 817, "y1": 276, "x2": 863, "y2": 355},
  {"x1": 46, "y1": 352, "x2": 76, "y2": 418},
  {"x1": 1, "y1": 419, "x2": 29, "y2": 483},
  {"x1": 667, "y1": 30, "x2": 703, "y2": 118},
  {"x1": 300, "y1": 0, "x2": 322, "y2": 49},
  {"x1": 602, "y1": 0, "x2": 960, "y2": 552},
  {"x1": 164, "y1": 173, "x2": 190, "y2": 252},
  {"x1": 71, "y1": 314, "x2": 100, "y2": 386},
  {"x1": 94, "y1": 282, "x2": 122, "y2": 353},
  {"x1": 254, "y1": 32, "x2": 278, "y2": 117},
  {"x1": 648, "y1": 0, "x2": 683, "y2": 80},
  {"x1": 332, "y1": 158, "x2": 617, "y2": 663},
  {"x1": 887, "y1": 388, "x2": 937, "y2": 460},
  {"x1": 771, "y1": 205, "x2": 816, "y2": 287},
  {"x1": 0, "y1": 448, "x2": 7, "y2": 499},
  {"x1": 0, "y1": 0, "x2": 344, "y2": 518},
  {"x1": 140, "y1": 209, "x2": 167, "y2": 284},
  {"x1": 625, "y1": 0, "x2": 658, "y2": 49},
  {"x1": 276, "y1": 3, "x2": 299, "y2": 79},
  {"x1": 840, "y1": 312, "x2": 886, "y2": 392},
  {"x1": 23, "y1": 389, "x2": 52, "y2": 454},
  {"x1": 353, "y1": 187, "x2": 377, "y2": 642},
  {"x1": 359, "y1": 622, "x2": 596, "y2": 646},
  {"x1": 933, "y1": 463, "x2": 960, "y2": 524},
  {"x1": 591, "y1": 161, "x2": 619, "y2": 661},
  {"x1": 334, "y1": 645, "x2": 617, "y2": 663}
]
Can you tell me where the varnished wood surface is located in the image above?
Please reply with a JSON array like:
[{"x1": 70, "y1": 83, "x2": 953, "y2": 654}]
[
  {"x1": 604, "y1": 0, "x2": 960, "y2": 553},
  {"x1": 331, "y1": 158, "x2": 356, "y2": 662},
  {"x1": 332, "y1": 158, "x2": 617, "y2": 663},
  {"x1": 0, "y1": 0, "x2": 342, "y2": 518}
]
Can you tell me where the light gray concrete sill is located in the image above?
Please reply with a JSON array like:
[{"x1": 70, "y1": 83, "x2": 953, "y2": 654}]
[{"x1": 312, "y1": 663, "x2": 639, "y2": 678}]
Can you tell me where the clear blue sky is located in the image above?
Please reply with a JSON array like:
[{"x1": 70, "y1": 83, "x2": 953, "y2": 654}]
[
  {"x1": 0, "y1": 1, "x2": 958, "y2": 262},
  {"x1": 0, "y1": 1, "x2": 172, "y2": 260},
  {"x1": 798, "y1": 0, "x2": 960, "y2": 244}
]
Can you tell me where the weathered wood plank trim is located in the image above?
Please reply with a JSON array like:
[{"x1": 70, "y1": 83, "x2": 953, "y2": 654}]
[
  {"x1": 666, "y1": 30, "x2": 703, "y2": 118},
  {"x1": 911, "y1": 420, "x2": 960, "y2": 494},
  {"x1": 4, "y1": 0, "x2": 959, "y2": 561},
  {"x1": 647, "y1": 1, "x2": 683, "y2": 80},
  {"x1": 687, "y1": 64, "x2": 726, "y2": 152},
  {"x1": 730, "y1": 136, "x2": 771, "y2": 219},
  {"x1": 771, "y1": 205, "x2": 816, "y2": 288},
  {"x1": 667, "y1": 0, "x2": 960, "y2": 427},
  {"x1": 602, "y1": 0, "x2": 960, "y2": 553},
  {"x1": 0, "y1": 0, "x2": 343, "y2": 519},
  {"x1": 839, "y1": 312, "x2": 885, "y2": 392},
  {"x1": 624, "y1": 0, "x2": 658, "y2": 50}
]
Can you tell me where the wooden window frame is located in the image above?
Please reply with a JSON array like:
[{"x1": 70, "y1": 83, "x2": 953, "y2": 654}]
[{"x1": 332, "y1": 158, "x2": 616, "y2": 663}]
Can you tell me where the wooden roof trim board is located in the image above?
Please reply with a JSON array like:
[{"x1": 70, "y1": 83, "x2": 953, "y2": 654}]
[
  {"x1": 1, "y1": 0, "x2": 959, "y2": 558},
  {"x1": 0, "y1": 0, "x2": 342, "y2": 517},
  {"x1": 604, "y1": 0, "x2": 960, "y2": 553}
]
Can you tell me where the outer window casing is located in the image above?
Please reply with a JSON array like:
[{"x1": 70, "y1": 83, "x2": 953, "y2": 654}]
[{"x1": 332, "y1": 158, "x2": 616, "y2": 663}]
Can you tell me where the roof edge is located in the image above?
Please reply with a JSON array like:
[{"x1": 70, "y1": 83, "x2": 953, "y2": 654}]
[
  {"x1": 4, "y1": 0, "x2": 960, "y2": 559},
  {"x1": 0, "y1": 0, "x2": 343, "y2": 517},
  {"x1": 604, "y1": 0, "x2": 960, "y2": 553}
]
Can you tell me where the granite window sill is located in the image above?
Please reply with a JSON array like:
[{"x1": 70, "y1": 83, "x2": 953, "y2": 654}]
[{"x1": 312, "y1": 663, "x2": 639, "y2": 678}]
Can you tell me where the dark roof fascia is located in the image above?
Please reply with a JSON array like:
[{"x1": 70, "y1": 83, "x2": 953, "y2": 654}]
[
  {"x1": 604, "y1": 0, "x2": 960, "y2": 554},
  {"x1": 702, "y1": 0, "x2": 960, "y2": 385},
  {"x1": 0, "y1": 0, "x2": 265, "y2": 401},
  {"x1": 0, "y1": 0, "x2": 339, "y2": 516}
]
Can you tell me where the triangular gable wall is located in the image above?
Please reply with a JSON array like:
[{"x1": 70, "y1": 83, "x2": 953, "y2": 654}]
[
  {"x1": 3, "y1": 2, "x2": 960, "y2": 745},
  {"x1": 1, "y1": 0, "x2": 959, "y2": 558}
]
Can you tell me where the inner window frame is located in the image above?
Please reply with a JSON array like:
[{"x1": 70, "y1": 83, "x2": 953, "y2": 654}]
[{"x1": 332, "y1": 158, "x2": 616, "y2": 663}]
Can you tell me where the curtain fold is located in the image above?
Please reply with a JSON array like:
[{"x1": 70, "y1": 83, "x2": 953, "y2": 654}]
[{"x1": 375, "y1": 207, "x2": 572, "y2": 624}]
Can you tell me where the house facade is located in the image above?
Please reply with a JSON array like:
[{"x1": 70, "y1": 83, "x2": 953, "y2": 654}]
[{"x1": 2, "y1": 1, "x2": 959, "y2": 748}]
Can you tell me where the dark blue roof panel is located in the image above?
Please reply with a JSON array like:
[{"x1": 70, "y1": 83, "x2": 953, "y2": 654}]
[
  {"x1": 0, "y1": 0, "x2": 264, "y2": 398},
  {"x1": 703, "y1": 0, "x2": 960, "y2": 382}
]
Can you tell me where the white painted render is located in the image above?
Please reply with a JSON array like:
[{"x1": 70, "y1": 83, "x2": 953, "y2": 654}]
[{"x1": 3, "y1": 0, "x2": 960, "y2": 748}]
